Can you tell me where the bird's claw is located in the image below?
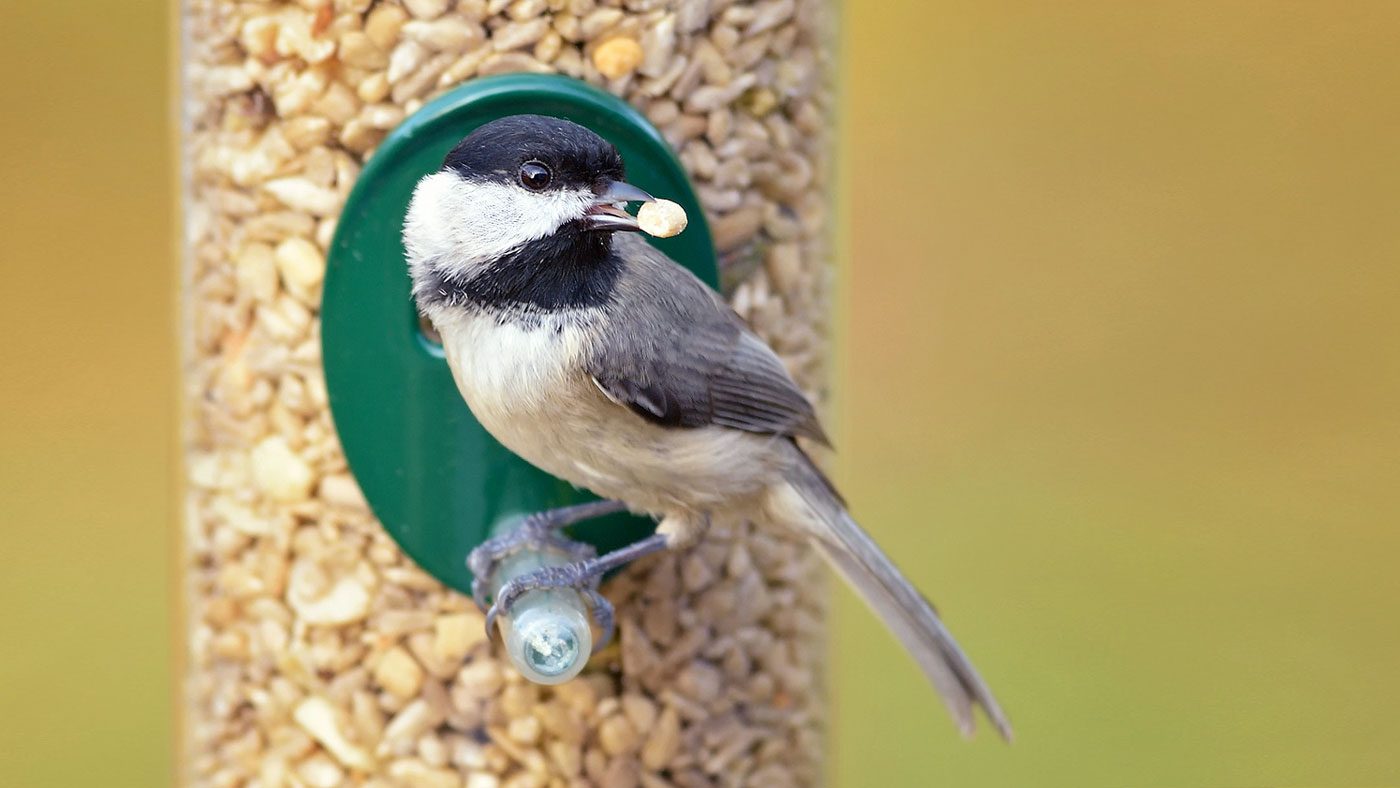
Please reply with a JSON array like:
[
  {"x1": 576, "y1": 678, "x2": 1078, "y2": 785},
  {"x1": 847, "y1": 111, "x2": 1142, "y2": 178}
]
[
  {"x1": 482, "y1": 561, "x2": 616, "y2": 650},
  {"x1": 467, "y1": 503, "x2": 666, "y2": 662},
  {"x1": 467, "y1": 519, "x2": 597, "y2": 613}
]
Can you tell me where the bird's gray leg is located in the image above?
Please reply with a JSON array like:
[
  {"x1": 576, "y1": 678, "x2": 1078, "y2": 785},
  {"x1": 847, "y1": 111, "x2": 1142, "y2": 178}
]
[
  {"x1": 468, "y1": 500, "x2": 627, "y2": 611},
  {"x1": 484, "y1": 533, "x2": 670, "y2": 650}
]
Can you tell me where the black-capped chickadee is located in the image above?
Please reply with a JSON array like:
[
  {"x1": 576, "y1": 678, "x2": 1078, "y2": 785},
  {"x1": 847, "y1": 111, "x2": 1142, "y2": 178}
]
[{"x1": 404, "y1": 114, "x2": 1010, "y2": 738}]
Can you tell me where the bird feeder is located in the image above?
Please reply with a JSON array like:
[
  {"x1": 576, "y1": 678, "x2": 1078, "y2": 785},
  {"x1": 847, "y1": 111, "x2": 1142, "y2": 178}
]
[{"x1": 181, "y1": 1, "x2": 833, "y2": 785}]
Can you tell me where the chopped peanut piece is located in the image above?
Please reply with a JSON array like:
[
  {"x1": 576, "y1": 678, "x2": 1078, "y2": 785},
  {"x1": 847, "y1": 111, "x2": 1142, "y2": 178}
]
[
  {"x1": 591, "y1": 37, "x2": 644, "y2": 79},
  {"x1": 374, "y1": 646, "x2": 426, "y2": 699},
  {"x1": 637, "y1": 199, "x2": 689, "y2": 238}
]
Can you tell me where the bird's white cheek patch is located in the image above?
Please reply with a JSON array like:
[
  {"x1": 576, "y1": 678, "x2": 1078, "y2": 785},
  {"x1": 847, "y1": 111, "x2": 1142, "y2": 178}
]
[{"x1": 404, "y1": 170, "x2": 592, "y2": 282}]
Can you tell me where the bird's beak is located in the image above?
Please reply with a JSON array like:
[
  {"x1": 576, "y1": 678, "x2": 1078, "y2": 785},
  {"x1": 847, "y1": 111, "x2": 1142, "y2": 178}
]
[{"x1": 583, "y1": 180, "x2": 652, "y2": 232}]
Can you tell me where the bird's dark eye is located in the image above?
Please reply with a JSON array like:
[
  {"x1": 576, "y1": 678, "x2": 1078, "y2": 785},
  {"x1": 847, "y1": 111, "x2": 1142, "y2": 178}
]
[{"x1": 519, "y1": 161, "x2": 552, "y2": 191}]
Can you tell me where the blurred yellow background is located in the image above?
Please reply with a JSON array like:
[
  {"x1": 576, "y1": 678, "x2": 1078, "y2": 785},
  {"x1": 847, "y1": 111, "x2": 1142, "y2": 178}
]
[{"x1": 2, "y1": 1, "x2": 1398, "y2": 785}]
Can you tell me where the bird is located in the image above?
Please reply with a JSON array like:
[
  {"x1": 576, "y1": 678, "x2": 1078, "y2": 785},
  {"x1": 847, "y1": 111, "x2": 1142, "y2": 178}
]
[{"x1": 403, "y1": 113, "x2": 1011, "y2": 739}]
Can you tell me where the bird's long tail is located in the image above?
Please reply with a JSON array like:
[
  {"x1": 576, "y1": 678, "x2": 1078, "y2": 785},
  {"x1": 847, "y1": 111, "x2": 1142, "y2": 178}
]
[{"x1": 768, "y1": 446, "x2": 1013, "y2": 740}]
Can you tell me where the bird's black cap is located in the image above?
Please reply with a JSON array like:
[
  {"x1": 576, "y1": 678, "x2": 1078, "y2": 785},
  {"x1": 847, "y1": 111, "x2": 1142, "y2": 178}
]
[{"x1": 442, "y1": 114, "x2": 625, "y2": 191}]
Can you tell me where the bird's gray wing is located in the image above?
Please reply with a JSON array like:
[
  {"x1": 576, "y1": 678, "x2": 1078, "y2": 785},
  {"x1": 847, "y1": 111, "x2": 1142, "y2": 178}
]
[{"x1": 587, "y1": 236, "x2": 829, "y2": 445}]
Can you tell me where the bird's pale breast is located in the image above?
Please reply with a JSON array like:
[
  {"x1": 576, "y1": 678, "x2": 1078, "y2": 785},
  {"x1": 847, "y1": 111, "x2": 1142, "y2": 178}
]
[{"x1": 433, "y1": 308, "x2": 784, "y2": 518}]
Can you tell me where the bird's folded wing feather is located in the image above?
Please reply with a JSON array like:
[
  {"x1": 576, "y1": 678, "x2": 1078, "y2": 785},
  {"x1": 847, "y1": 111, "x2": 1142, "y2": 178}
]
[{"x1": 586, "y1": 236, "x2": 829, "y2": 445}]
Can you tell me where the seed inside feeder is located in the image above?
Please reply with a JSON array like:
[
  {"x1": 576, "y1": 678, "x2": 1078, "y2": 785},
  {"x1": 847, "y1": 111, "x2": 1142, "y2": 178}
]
[
  {"x1": 183, "y1": 0, "x2": 832, "y2": 779},
  {"x1": 637, "y1": 199, "x2": 688, "y2": 238}
]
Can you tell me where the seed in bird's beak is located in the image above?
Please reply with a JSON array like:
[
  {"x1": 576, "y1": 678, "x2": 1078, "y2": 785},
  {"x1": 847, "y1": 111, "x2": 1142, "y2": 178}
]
[{"x1": 637, "y1": 199, "x2": 688, "y2": 238}]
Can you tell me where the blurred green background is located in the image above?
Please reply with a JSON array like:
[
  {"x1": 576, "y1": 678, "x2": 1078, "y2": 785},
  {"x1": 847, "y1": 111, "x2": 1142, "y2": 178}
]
[{"x1": 2, "y1": 1, "x2": 1398, "y2": 785}]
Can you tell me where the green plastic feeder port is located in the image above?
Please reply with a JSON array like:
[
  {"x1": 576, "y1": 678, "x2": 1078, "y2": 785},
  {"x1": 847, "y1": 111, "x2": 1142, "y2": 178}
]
[{"x1": 321, "y1": 74, "x2": 718, "y2": 603}]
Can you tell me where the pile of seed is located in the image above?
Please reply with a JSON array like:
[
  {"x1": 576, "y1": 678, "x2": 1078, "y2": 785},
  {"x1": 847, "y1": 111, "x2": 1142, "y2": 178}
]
[{"x1": 182, "y1": 0, "x2": 833, "y2": 785}]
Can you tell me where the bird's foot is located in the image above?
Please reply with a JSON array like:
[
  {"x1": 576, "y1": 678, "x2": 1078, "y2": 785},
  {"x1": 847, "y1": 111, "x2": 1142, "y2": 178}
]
[
  {"x1": 484, "y1": 533, "x2": 669, "y2": 651},
  {"x1": 467, "y1": 500, "x2": 626, "y2": 611}
]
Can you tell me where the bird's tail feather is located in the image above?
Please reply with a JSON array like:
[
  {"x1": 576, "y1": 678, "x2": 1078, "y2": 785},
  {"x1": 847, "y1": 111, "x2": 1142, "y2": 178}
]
[{"x1": 772, "y1": 448, "x2": 1013, "y2": 740}]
